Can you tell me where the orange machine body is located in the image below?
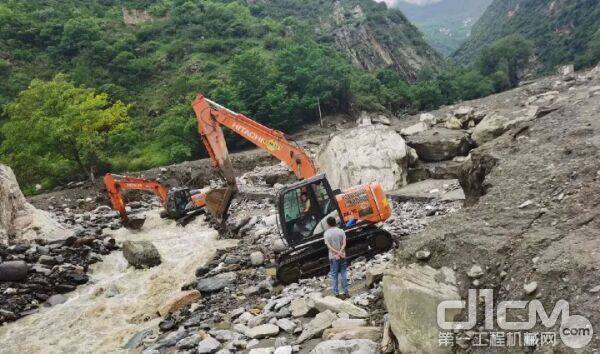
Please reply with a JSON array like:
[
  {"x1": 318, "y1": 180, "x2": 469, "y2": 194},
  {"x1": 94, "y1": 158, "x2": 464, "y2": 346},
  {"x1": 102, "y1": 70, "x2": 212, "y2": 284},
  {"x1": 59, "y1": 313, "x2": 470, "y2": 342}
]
[
  {"x1": 104, "y1": 173, "x2": 168, "y2": 222},
  {"x1": 103, "y1": 173, "x2": 206, "y2": 222},
  {"x1": 191, "y1": 94, "x2": 390, "y2": 225},
  {"x1": 335, "y1": 183, "x2": 392, "y2": 224}
]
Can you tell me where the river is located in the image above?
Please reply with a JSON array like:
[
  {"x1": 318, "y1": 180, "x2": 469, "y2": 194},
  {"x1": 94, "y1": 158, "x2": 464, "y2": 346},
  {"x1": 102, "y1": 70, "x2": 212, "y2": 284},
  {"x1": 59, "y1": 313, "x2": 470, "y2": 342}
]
[{"x1": 0, "y1": 211, "x2": 230, "y2": 353}]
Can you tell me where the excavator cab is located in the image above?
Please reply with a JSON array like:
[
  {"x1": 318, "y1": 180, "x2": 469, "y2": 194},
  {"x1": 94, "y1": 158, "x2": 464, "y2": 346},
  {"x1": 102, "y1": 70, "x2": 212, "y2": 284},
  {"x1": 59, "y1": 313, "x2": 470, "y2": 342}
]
[
  {"x1": 165, "y1": 188, "x2": 193, "y2": 219},
  {"x1": 278, "y1": 174, "x2": 340, "y2": 247}
]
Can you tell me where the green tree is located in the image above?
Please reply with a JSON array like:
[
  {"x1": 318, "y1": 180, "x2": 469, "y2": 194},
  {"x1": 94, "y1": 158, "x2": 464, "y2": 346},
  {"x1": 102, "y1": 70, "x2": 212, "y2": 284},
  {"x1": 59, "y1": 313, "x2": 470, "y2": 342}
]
[
  {"x1": 477, "y1": 34, "x2": 534, "y2": 88},
  {"x1": 0, "y1": 75, "x2": 131, "y2": 188},
  {"x1": 410, "y1": 81, "x2": 444, "y2": 111}
]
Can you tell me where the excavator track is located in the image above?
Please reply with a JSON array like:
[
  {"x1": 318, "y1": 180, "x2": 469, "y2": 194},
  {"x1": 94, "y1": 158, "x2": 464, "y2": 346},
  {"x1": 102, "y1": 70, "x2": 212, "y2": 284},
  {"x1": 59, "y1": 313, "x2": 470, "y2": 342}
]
[{"x1": 275, "y1": 227, "x2": 394, "y2": 285}]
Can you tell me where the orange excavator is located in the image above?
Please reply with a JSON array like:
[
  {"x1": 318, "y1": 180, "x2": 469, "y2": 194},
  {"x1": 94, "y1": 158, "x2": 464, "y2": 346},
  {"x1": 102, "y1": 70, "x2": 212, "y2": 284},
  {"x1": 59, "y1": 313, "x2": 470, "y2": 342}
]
[
  {"x1": 192, "y1": 94, "x2": 394, "y2": 284},
  {"x1": 103, "y1": 173, "x2": 206, "y2": 229}
]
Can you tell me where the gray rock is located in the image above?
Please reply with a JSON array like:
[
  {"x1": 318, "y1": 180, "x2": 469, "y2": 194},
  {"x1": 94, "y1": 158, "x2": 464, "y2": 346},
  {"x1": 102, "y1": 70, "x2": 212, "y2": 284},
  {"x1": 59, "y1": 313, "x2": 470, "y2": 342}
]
[
  {"x1": 317, "y1": 125, "x2": 409, "y2": 190},
  {"x1": 471, "y1": 113, "x2": 507, "y2": 145},
  {"x1": 250, "y1": 251, "x2": 265, "y2": 266},
  {"x1": 332, "y1": 318, "x2": 367, "y2": 328},
  {"x1": 197, "y1": 336, "x2": 221, "y2": 354},
  {"x1": 276, "y1": 318, "x2": 297, "y2": 333},
  {"x1": 405, "y1": 128, "x2": 473, "y2": 162},
  {"x1": 296, "y1": 310, "x2": 337, "y2": 343},
  {"x1": 312, "y1": 296, "x2": 368, "y2": 318},
  {"x1": 197, "y1": 272, "x2": 237, "y2": 293},
  {"x1": 309, "y1": 339, "x2": 378, "y2": 354},
  {"x1": 46, "y1": 294, "x2": 67, "y2": 306},
  {"x1": 123, "y1": 329, "x2": 152, "y2": 349},
  {"x1": 383, "y1": 264, "x2": 459, "y2": 353},
  {"x1": 38, "y1": 255, "x2": 58, "y2": 266},
  {"x1": 467, "y1": 265, "x2": 484, "y2": 278},
  {"x1": 272, "y1": 239, "x2": 287, "y2": 253},
  {"x1": 274, "y1": 336, "x2": 288, "y2": 348},
  {"x1": 524, "y1": 281, "x2": 538, "y2": 295},
  {"x1": 415, "y1": 250, "x2": 431, "y2": 260},
  {"x1": 274, "y1": 346, "x2": 293, "y2": 354},
  {"x1": 0, "y1": 260, "x2": 27, "y2": 281},
  {"x1": 122, "y1": 240, "x2": 161, "y2": 269},
  {"x1": 444, "y1": 116, "x2": 462, "y2": 130},
  {"x1": 289, "y1": 298, "x2": 315, "y2": 318},
  {"x1": 176, "y1": 334, "x2": 201, "y2": 350},
  {"x1": 400, "y1": 122, "x2": 428, "y2": 136},
  {"x1": 420, "y1": 113, "x2": 437, "y2": 126},
  {"x1": 248, "y1": 348, "x2": 274, "y2": 354},
  {"x1": 245, "y1": 324, "x2": 280, "y2": 339},
  {"x1": 323, "y1": 327, "x2": 382, "y2": 342}
]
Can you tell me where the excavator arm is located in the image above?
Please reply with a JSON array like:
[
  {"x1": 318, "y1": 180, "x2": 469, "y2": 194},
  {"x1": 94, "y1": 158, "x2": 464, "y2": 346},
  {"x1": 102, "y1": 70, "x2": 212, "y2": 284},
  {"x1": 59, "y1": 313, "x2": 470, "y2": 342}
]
[
  {"x1": 103, "y1": 173, "x2": 169, "y2": 228},
  {"x1": 192, "y1": 94, "x2": 317, "y2": 219}
]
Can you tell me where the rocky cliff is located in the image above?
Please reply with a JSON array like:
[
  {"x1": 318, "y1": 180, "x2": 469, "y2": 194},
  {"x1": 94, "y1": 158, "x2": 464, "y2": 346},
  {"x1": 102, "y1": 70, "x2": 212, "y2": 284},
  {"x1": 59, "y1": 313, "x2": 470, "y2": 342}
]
[
  {"x1": 0, "y1": 165, "x2": 69, "y2": 244},
  {"x1": 250, "y1": 0, "x2": 443, "y2": 81},
  {"x1": 454, "y1": 0, "x2": 600, "y2": 71}
]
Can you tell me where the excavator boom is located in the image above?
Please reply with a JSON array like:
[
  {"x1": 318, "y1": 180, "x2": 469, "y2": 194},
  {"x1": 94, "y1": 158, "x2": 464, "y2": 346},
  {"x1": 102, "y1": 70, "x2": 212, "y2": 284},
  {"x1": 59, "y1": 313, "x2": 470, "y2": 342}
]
[
  {"x1": 192, "y1": 94, "x2": 317, "y2": 219},
  {"x1": 104, "y1": 173, "x2": 169, "y2": 229}
]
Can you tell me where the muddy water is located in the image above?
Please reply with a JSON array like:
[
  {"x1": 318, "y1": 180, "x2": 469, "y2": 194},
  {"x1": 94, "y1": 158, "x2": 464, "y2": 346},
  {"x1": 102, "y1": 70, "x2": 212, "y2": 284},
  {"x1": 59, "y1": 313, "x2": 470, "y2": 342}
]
[{"x1": 0, "y1": 211, "x2": 230, "y2": 354}]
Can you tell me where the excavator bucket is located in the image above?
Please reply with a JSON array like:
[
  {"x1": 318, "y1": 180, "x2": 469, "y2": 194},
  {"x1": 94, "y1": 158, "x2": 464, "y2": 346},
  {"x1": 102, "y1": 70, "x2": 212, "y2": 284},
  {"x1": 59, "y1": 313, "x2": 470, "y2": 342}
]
[
  {"x1": 205, "y1": 186, "x2": 236, "y2": 221},
  {"x1": 123, "y1": 216, "x2": 146, "y2": 230}
]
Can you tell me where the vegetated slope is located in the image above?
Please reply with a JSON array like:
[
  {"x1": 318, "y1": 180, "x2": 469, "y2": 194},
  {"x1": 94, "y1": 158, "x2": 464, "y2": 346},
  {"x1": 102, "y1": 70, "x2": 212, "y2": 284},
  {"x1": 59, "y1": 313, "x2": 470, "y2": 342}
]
[
  {"x1": 0, "y1": 0, "x2": 440, "y2": 172},
  {"x1": 394, "y1": 0, "x2": 493, "y2": 56},
  {"x1": 251, "y1": 0, "x2": 442, "y2": 79},
  {"x1": 454, "y1": 0, "x2": 600, "y2": 71}
]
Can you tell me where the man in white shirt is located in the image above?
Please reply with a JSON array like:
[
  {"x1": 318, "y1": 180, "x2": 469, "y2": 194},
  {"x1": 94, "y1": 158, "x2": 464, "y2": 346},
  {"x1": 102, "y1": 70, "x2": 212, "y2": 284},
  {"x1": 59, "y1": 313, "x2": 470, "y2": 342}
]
[{"x1": 323, "y1": 217, "x2": 349, "y2": 298}]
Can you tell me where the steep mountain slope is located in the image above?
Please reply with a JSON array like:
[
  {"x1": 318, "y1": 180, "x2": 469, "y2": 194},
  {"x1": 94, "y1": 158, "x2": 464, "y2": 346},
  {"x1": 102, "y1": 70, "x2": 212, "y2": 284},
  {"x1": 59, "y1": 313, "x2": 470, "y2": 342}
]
[
  {"x1": 393, "y1": 0, "x2": 493, "y2": 56},
  {"x1": 454, "y1": 0, "x2": 600, "y2": 71},
  {"x1": 250, "y1": 0, "x2": 442, "y2": 80},
  {"x1": 0, "y1": 0, "x2": 441, "y2": 182}
]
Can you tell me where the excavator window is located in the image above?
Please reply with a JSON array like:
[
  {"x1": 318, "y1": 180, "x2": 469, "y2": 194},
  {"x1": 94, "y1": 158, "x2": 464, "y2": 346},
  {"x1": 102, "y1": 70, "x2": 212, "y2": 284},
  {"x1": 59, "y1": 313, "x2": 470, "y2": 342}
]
[{"x1": 279, "y1": 176, "x2": 340, "y2": 246}]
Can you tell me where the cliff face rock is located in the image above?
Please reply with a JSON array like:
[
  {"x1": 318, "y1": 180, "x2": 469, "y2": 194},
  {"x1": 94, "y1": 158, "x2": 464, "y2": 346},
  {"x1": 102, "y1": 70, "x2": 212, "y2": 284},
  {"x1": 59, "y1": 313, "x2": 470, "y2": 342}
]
[
  {"x1": 454, "y1": 0, "x2": 600, "y2": 71},
  {"x1": 0, "y1": 164, "x2": 69, "y2": 244},
  {"x1": 325, "y1": 0, "x2": 441, "y2": 81},
  {"x1": 250, "y1": 0, "x2": 442, "y2": 81}
]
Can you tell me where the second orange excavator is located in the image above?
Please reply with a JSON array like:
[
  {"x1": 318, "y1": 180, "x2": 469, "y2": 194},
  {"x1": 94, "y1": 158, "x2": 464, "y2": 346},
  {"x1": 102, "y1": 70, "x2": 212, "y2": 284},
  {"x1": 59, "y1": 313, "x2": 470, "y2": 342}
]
[
  {"x1": 192, "y1": 95, "x2": 394, "y2": 284},
  {"x1": 104, "y1": 173, "x2": 206, "y2": 229}
]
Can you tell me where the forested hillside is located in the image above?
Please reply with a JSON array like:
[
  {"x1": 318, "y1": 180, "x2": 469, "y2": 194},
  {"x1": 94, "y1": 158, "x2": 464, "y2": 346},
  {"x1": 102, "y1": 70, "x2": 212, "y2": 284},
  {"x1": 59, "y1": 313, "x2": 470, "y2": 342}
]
[
  {"x1": 0, "y1": 0, "x2": 540, "y2": 191},
  {"x1": 394, "y1": 0, "x2": 492, "y2": 56},
  {"x1": 454, "y1": 0, "x2": 600, "y2": 71},
  {"x1": 0, "y1": 0, "x2": 445, "y2": 188}
]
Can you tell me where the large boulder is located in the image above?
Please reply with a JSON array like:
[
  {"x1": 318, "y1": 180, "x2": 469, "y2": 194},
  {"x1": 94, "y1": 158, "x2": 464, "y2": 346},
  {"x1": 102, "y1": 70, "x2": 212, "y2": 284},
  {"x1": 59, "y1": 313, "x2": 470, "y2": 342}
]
[
  {"x1": 312, "y1": 295, "x2": 368, "y2": 318},
  {"x1": 317, "y1": 126, "x2": 409, "y2": 191},
  {"x1": 405, "y1": 128, "x2": 473, "y2": 162},
  {"x1": 309, "y1": 339, "x2": 378, "y2": 354},
  {"x1": 244, "y1": 324, "x2": 280, "y2": 339},
  {"x1": 472, "y1": 106, "x2": 540, "y2": 146},
  {"x1": 122, "y1": 240, "x2": 162, "y2": 269},
  {"x1": 0, "y1": 260, "x2": 28, "y2": 282},
  {"x1": 383, "y1": 264, "x2": 460, "y2": 354},
  {"x1": 0, "y1": 164, "x2": 69, "y2": 244},
  {"x1": 296, "y1": 310, "x2": 337, "y2": 343},
  {"x1": 197, "y1": 272, "x2": 237, "y2": 293}
]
